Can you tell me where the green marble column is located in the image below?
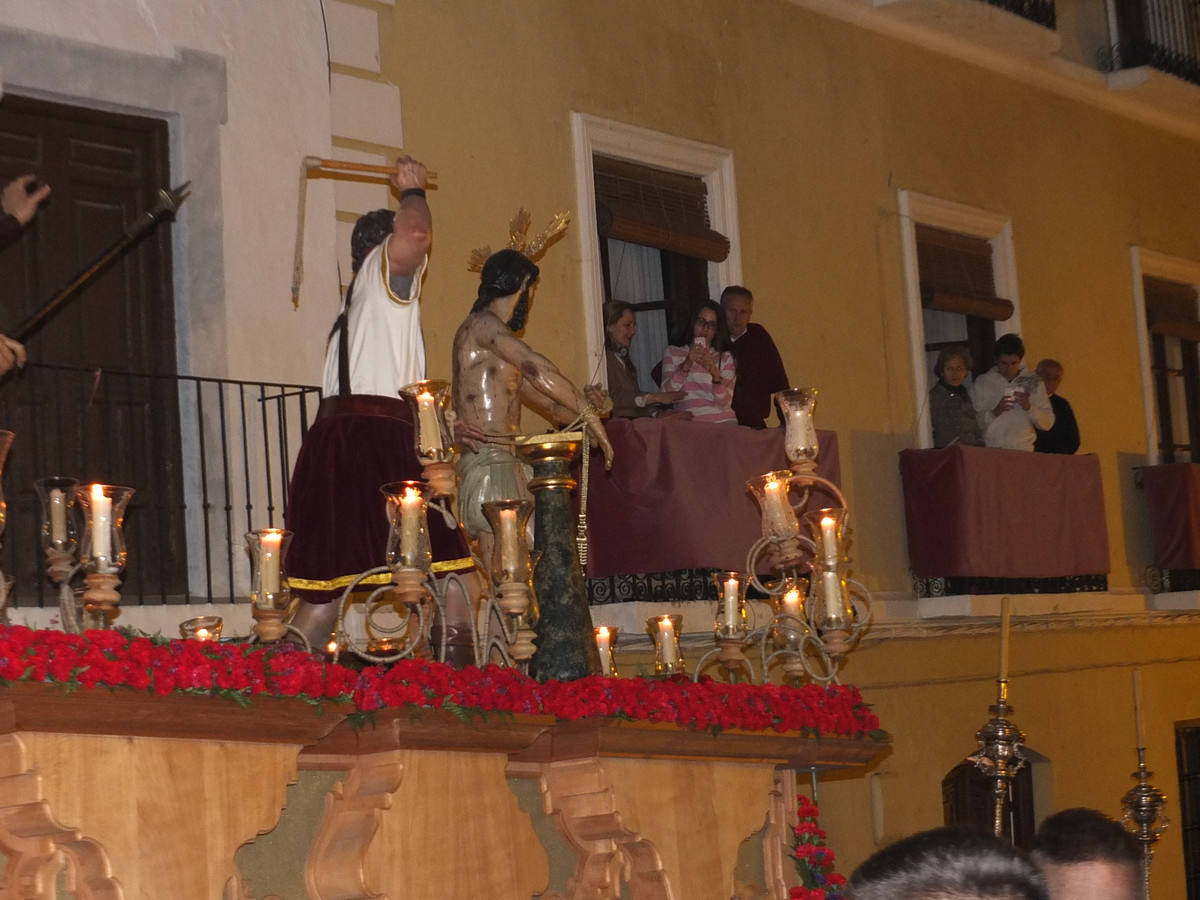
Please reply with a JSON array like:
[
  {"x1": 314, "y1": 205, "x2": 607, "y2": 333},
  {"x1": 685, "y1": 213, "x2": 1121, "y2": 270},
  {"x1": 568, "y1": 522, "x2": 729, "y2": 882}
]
[{"x1": 517, "y1": 436, "x2": 600, "y2": 681}]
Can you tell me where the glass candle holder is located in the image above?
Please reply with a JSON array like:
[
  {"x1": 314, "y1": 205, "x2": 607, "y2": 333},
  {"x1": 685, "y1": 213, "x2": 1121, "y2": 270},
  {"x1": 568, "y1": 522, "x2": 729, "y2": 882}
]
[
  {"x1": 772, "y1": 577, "x2": 807, "y2": 648},
  {"x1": 246, "y1": 528, "x2": 293, "y2": 611},
  {"x1": 712, "y1": 571, "x2": 749, "y2": 639},
  {"x1": 400, "y1": 380, "x2": 453, "y2": 464},
  {"x1": 76, "y1": 484, "x2": 135, "y2": 574},
  {"x1": 646, "y1": 614, "x2": 684, "y2": 675},
  {"x1": 804, "y1": 507, "x2": 848, "y2": 565},
  {"x1": 382, "y1": 481, "x2": 433, "y2": 572},
  {"x1": 807, "y1": 564, "x2": 856, "y2": 635},
  {"x1": 482, "y1": 498, "x2": 534, "y2": 584},
  {"x1": 594, "y1": 625, "x2": 619, "y2": 677},
  {"x1": 36, "y1": 476, "x2": 80, "y2": 554},
  {"x1": 180, "y1": 616, "x2": 223, "y2": 641},
  {"x1": 776, "y1": 387, "x2": 819, "y2": 466},
  {"x1": 747, "y1": 470, "x2": 802, "y2": 541},
  {"x1": 0, "y1": 574, "x2": 13, "y2": 624},
  {"x1": 0, "y1": 430, "x2": 13, "y2": 540}
]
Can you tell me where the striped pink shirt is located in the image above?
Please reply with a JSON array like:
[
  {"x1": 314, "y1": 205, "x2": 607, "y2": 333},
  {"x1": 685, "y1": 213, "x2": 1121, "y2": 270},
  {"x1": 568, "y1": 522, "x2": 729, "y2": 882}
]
[{"x1": 660, "y1": 344, "x2": 737, "y2": 424}]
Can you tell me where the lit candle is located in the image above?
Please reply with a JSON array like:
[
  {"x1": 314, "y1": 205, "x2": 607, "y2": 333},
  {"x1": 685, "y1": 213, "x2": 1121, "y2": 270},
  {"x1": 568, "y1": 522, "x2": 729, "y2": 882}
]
[
  {"x1": 497, "y1": 507, "x2": 520, "y2": 575},
  {"x1": 723, "y1": 576, "x2": 740, "y2": 632},
  {"x1": 998, "y1": 596, "x2": 1011, "y2": 683},
  {"x1": 783, "y1": 586, "x2": 802, "y2": 617},
  {"x1": 762, "y1": 477, "x2": 797, "y2": 538},
  {"x1": 595, "y1": 626, "x2": 613, "y2": 675},
  {"x1": 400, "y1": 486, "x2": 422, "y2": 561},
  {"x1": 195, "y1": 627, "x2": 211, "y2": 641},
  {"x1": 90, "y1": 483, "x2": 112, "y2": 562},
  {"x1": 416, "y1": 391, "x2": 444, "y2": 457},
  {"x1": 657, "y1": 616, "x2": 678, "y2": 668},
  {"x1": 261, "y1": 530, "x2": 283, "y2": 595},
  {"x1": 49, "y1": 488, "x2": 67, "y2": 545},
  {"x1": 820, "y1": 516, "x2": 839, "y2": 562},
  {"x1": 1133, "y1": 668, "x2": 1146, "y2": 749}
]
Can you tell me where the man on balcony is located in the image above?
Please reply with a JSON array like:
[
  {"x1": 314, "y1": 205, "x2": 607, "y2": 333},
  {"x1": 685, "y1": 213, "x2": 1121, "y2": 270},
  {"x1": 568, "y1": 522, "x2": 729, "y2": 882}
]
[
  {"x1": 973, "y1": 333, "x2": 1054, "y2": 452},
  {"x1": 721, "y1": 285, "x2": 789, "y2": 428}
]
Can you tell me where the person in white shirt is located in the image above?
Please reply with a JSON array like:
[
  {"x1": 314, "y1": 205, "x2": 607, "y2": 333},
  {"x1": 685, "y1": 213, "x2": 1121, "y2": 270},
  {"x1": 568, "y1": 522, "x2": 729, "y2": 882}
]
[
  {"x1": 972, "y1": 333, "x2": 1054, "y2": 451},
  {"x1": 286, "y1": 157, "x2": 476, "y2": 659}
]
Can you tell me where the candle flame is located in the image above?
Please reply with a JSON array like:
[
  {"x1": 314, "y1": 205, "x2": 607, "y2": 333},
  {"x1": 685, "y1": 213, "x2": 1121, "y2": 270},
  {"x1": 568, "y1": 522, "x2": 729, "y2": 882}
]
[
  {"x1": 597, "y1": 626, "x2": 609, "y2": 639},
  {"x1": 402, "y1": 486, "x2": 421, "y2": 503},
  {"x1": 261, "y1": 529, "x2": 283, "y2": 546},
  {"x1": 195, "y1": 628, "x2": 210, "y2": 641},
  {"x1": 821, "y1": 516, "x2": 835, "y2": 528},
  {"x1": 784, "y1": 588, "x2": 801, "y2": 607},
  {"x1": 91, "y1": 483, "x2": 105, "y2": 502},
  {"x1": 417, "y1": 391, "x2": 434, "y2": 404},
  {"x1": 326, "y1": 639, "x2": 339, "y2": 654}
]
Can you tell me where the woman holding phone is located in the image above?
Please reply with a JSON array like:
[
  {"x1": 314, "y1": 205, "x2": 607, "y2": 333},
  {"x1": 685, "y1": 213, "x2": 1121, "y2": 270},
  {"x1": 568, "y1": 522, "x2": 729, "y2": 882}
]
[{"x1": 659, "y1": 300, "x2": 737, "y2": 424}]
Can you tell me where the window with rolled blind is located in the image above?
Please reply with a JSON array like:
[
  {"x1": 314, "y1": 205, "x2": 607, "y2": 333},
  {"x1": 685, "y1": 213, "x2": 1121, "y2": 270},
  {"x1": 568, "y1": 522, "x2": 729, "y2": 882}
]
[
  {"x1": 593, "y1": 156, "x2": 730, "y2": 264},
  {"x1": 1145, "y1": 275, "x2": 1200, "y2": 462},
  {"x1": 593, "y1": 156, "x2": 726, "y2": 366},
  {"x1": 916, "y1": 224, "x2": 1013, "y2": 379}
]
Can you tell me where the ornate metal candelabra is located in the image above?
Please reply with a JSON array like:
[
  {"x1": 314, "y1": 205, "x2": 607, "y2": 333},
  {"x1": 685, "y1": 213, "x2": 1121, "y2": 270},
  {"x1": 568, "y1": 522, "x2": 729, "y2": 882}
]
[
  {"x1": 692, "y1": 388, "x2": 871, "y2": 685},
  {"x1": 969, "y1": 677, "x2": 1026, "y2": 838},
  {"x1": 328, "y1": 389, "x2": 545, "y2": 669},
  {"x1": 1123, "y1": 754, "x2": 1169, "y2": 899}
]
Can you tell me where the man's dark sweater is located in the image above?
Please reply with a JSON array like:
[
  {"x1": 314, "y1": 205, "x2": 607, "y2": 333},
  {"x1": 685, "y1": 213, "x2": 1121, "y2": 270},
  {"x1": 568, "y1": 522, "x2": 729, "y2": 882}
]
[{"x1": 728, "y1": 322, "x2": 789, "y2": 428}]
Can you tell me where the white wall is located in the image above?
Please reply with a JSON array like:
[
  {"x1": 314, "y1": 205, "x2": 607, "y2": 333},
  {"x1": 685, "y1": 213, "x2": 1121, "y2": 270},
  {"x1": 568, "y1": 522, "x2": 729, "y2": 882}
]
[{"x1": 0, "y1": 0, "x2": 340, "y2": 385}]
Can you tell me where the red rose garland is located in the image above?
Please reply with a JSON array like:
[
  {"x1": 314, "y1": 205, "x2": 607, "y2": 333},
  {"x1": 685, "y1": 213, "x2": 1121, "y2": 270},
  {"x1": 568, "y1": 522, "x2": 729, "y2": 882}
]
[
  {"x1": 0, "y1": 626, "x2": 883, "y2": 740},
  {"x1": 789, "y1": 794, "x2": 847, "y2": 900}
]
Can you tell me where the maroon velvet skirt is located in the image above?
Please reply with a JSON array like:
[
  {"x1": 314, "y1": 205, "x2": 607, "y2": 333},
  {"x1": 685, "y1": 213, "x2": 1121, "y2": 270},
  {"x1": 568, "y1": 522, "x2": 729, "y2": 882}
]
[{"x1": 284, "y1": 394, "x2": 473, "y2": 604}]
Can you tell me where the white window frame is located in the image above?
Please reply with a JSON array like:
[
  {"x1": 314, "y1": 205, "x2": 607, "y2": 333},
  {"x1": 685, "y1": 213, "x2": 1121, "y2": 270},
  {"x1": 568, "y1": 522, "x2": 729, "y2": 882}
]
[
  {"x1": 1130, "y1": 246, "x2": 1200, "y2": 465},
  {"x1": 897, "y1": 191, "x2": 1021, "y2": 448},
  {"x1": 570, "y1": 113, "x2": 742, "y2": 385}
]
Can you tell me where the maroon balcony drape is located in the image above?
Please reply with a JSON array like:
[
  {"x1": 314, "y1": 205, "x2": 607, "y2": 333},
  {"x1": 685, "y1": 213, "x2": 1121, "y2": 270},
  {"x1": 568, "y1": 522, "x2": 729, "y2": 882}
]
[
  {"x1": 1142, "y1": 464, "x2": 1200, "y2": 570},
  {"x1": 583, "y1": 419, "x2": 840, "y2": 578},
  {"x1": 898, "y1": 444, "x2": 1109, "y2": 578}
]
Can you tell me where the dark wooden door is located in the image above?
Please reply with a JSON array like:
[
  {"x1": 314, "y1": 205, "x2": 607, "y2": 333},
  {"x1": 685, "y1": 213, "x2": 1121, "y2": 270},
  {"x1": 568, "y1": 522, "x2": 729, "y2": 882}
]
[{"x1": 0, "y1": 93, "x2": 186, "y2": 604}]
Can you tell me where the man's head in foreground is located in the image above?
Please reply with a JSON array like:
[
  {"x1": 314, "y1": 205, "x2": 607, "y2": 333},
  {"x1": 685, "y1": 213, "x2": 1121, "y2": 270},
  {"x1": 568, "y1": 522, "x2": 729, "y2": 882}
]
[
  {"x1": 846, "y1": 826, "x2": 1049, "y2": 900},
  {"x1": 1032, "y1": 808, "x2": 1140, "y2": 900}
]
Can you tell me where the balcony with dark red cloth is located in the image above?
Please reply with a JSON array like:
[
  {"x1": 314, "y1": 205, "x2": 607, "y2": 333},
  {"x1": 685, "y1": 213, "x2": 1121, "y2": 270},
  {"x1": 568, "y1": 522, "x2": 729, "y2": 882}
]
[
  {"x1": 583, "y1": 418, "x2": 840, "y2": 603},
  {"x1": 898, "y1": 444, "x2": 1109, "y2": 596},
  {"x1": 1142, "y1": 464, "x2": 1200, "y2": 592}
]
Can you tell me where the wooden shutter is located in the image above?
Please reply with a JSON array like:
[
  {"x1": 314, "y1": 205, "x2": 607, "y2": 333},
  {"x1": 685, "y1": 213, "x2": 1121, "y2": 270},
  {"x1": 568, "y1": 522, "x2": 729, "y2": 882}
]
[
  {"x1": 1145, "y1": 275, "x2": 1200, "y2": 342},
  {"x1": 916, "y1": 224, "x2": 1014, "y2": 321},
  {"x1": 593, "y1": 156, "x2": 730, "y2": 262}
]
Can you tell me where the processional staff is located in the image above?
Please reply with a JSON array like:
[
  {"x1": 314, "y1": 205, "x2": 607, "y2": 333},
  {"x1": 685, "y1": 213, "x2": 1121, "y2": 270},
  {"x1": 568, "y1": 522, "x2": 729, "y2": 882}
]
[{"x1": 11, "y1": 183, "x2": 191, "y2": 343}]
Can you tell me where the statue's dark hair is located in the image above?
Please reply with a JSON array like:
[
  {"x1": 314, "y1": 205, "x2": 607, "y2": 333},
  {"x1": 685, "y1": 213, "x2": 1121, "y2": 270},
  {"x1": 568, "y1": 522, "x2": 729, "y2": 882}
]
[
  {"x1": 1033, "y1": 808, "x2": 1141, "y2": 867},
  {"x1": 846, "y1": 827, "x2": 1049, "y2": 900},
  {"x1": 350, "y1": 209, "x2": 395, "y2": 274},
  {"x1": 472, "y1": 249, "x2": 539, "y2": 313}
]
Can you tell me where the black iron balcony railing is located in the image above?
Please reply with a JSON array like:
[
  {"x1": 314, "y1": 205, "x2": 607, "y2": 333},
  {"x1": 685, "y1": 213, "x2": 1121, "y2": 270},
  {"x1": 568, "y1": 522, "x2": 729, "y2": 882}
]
[
  {"x1": 1102, "y1": 0, "x2": 1200, "y2": 87},
  {"x1": 980, "y1": 0, "x2": 1057, "y2": 30},
  {"x1": 0, "y1": 363, "x2": 320, "y2": 608}
]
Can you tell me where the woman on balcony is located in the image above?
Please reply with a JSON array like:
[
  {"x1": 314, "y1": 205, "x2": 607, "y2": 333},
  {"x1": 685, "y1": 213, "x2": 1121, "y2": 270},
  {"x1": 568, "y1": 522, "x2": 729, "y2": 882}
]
[
  {"x1": 603, "y1": 300, "x2": 685, "y2": 418},
  {"x1": 929, "y1": 345, "x2": 983, "y2": 449},
  {"x1": 659, "y1": 301, "x2": 737, "y2": 425}
]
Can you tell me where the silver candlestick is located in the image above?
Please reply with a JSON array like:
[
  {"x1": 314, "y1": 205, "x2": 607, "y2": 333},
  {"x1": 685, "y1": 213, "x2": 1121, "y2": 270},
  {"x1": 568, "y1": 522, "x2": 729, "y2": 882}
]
[
  {"x1": 969, "y1": 678, "x2": 1026, "y2": 838},
  {"x1": 1122, "y1": 748, "x2": 1168, "y2": 900}
]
